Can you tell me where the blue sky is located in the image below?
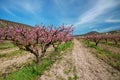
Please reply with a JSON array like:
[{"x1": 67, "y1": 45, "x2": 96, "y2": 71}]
[{"x1": 0, "y1": 0, "x2": 120, "y2": 35}]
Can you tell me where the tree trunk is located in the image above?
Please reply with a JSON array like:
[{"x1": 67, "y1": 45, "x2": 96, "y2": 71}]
[
  {"x1": 105, "y1": 39, "x2": 107, "y2": 43},
  {"x1": 53, "y1": 44, "x2": 58, "y2": 51},
  {"x1": 35, "y1": 53, "x2": 40, "y2": 64},
  {"x1": 114, "y1": 39, "x2": 117, "y2": 45},
  {"x1": 54, "y1": 47, "x2": 58, "y2": 51},
  {"x1": 95, "y1": 40, "x2": 100, "y2": 46},
  {"x1": 95, "y1": 42, "x2": 98, "y2": 46},
  {"x1": 39, "y1": 50, "x2": 46, "y2": 63},
  {"x1": 25, "y1": 45, "x2": 40, "y2": 64}
]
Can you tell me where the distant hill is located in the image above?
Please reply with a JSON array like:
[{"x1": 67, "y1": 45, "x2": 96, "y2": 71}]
[
  {"x1": 84, "y1": 31, "x2": 100, "y2": 35},
  {"x1": 105, "y1": 30, "x2": 120, "y2": 35},
  {"x1": 73, "y1": 31, "x2": 99, "y2": 37},
  {"x1": 74, "y1": 30, "x2": 120, "y2": 38},
  {"x1": 0, "y1": 19, "x2": 32, "y2": 28}
]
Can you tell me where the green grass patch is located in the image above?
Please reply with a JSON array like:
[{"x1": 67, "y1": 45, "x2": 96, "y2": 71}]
[
  {"x1": 68, "y1": 66, "x2": 79, "y2": 80},
  {"x1": 100, "y1": 42, "x2": 120, "y2": 48},
  {"x1": 0, "y1": 41, "x2": 15, "y2": 49},
  {"x1": 0, "y1": 50, "x2": 25, "y2": 58},
  {"x1": 58, "y1": 41, "x2": 72, "y2": 51},
  {"x1": 1, "y1": 41, "x2": 72, "y2": 80},
  {"x1": 3, "y1": 58, "x2": 54, "y2": 80},
  {"x1": 82, "y1": 40, "x2": 120, "y2": 71}
]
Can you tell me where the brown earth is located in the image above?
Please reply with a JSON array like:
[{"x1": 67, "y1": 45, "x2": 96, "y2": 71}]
[
  {"x1": 39, "y1": 39, "x2": 120, "y2": 80},
  {"x1": 0, "y1": 52, "x2": 34, "y2": 76},
  {"x1": 0, "y1": 47, "x2": 19, "y2": 55},
  {"x1": 72, "y1": 39, "x2": 120, "y2": 80},
  {"x1": 99, "y1": 43, "x2": 120, "y2": 55},
  {"x1": 0, "y1": 46, "x2": 54, "y2": 76},
  {"x1": 38, "y1": 45, "x2": 74, "y2": 80},
  {"x1": 0, "y1": 39, "x2": 120, "y2": 80}
]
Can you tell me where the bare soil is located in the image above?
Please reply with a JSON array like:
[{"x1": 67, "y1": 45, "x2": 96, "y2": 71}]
[
  {"x1": 0, "y1": 52, "x2": 34, "y2": 76},
  {"x1": 0, "y1": 47, "x2": 19, "y2": 55},
  {"x1": 72, "y1": 39, "x2": 120, "y2": 80},
  {"x1": 0, "y1": 39, "x2": 120, "y2": 80},
  {"x1": 38, "y1": 46, "x2": 74, "y2": 80},
  {"x1": 99, "y1": 43, "x2": 120, "y2": 55},
  {"x1": 39, "y1": 39, "x2": 120, "y2": 80},
  {"x1": 0, "y1": 47, "x2": 54, "y2": 76}
]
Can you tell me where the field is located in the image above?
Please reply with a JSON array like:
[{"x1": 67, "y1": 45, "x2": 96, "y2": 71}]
[
  {"x1": 0, "y1": 40, "x2": 73, "y2": 80},
  {"x1": 81, "y1": 39, "x2": 120, "y2": 71},
  {"x1": 0, "y1": 20, "x2": 120, "y2": 80},
  {"x1": 0, "y1": 38, "x2": 120, "y2": 80}
]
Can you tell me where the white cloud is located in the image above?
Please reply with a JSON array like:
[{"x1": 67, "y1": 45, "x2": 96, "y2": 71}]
[
  {"x1": 99, "y1": 26, "x2": 120, "y2": 32},
  {"x1": 2, "y1": 0, "x2": 42, "y2": 15},
  {"x1": 74, "y1": 0, "x2": 120, "y2": 27},
  {"x1": 15, "y1": 0, "x2": 42, "y2": 14},
  {"x1": 92, "y1": 28, "x2": 99, "y2": 31},
  {"x1": 53, "y1": 0, "x2": 76, "y2": 15},
  {"x1": 105, "y1": 19, "x2": 120, "y2": 23},
  {"x1": 2, "y1": 6, "x2": 17, "y2": 17}
]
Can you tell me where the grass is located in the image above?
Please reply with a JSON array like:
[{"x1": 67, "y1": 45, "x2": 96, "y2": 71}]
[
  {"x1": 1, "y1": 41, "x2": 72, "y2": 80},
  {"x1": 68, "y1": 66, "x2": 79, "y2": 80},
  {"x1": 0, "y1": 50, "x2": 25, "y2": 58},
  {"x1": 73, "y1": 66, "x2": 79, "y2": 80},
  {"x1": 3, "y1": 58, "x2": 54, "y2": 80},
  {"x1": 82, "y1": 40, "x2": 120, "y2": 71},
  {"x1": 100, "y1": 41, "x2": 120, "y2": 48},
  {"x1": 0, "y1": 41, "x2": 15, "y2": 49},
  {"x1": 58, "y1": 41, "x2": 72, "y2": 51}
]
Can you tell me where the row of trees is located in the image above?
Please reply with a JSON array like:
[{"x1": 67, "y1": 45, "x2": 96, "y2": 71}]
[
  {"x1": 0, "y1": 25, "x2": 73, "y2": 64},
  {"x1": 84, "y1": 34, "x2": 120, "y2": 46}
]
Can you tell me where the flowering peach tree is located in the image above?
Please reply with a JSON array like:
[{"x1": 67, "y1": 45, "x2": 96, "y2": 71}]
[{"x1": 0, "y1": 25, "x2": 73, "y2": 64}]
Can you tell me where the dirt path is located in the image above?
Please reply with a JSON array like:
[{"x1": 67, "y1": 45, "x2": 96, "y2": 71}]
[{"x1": 72, "y1": 39, "x2": 120, "y2": 80}]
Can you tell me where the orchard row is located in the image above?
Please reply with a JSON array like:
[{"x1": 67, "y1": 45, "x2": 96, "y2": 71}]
[
  {"x1": 84, "y1": 34, "x2": 120, "y2": 46},
  {"x1": 0, "y1": 25, "x2": 73, "y2": 64}
]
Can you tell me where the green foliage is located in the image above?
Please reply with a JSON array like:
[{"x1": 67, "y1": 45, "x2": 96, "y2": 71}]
[
  {"x1": 2, "y1": 56, "x2": 54, "y2": 80},
  {"x1": 0, "y1": 41, "x2": 15, "y2": 49},
  {"x1": 0, "y1": 54, "x2": 6, "y2": 58},
  {"x1": 1, "y1": 41, "x2": 72, "y2": 80},
  {"x1": 73, "y1": 66, "x2": 79, "y2": 80},
  {"x1": 58, "y1": 41, "x2": 72, "y2": 51},
  {"x1": 0, "y1": 50, "x2": 24, "y2": 58},
  {"x1": 68, "y1": 66, "x2": 79, "y2": 80},
  {"x1": 68, "y1": 77, "x2": 73, "y2": 80},
  {"x1": 101, "y1": 42, "x2": 120, "y2": 48},
  {"x1": 82, "y1": 40, "x2": 120, "y2": 71},
  {"x1": 73, "y1": 73, "x2": 79, "y2": 80}
]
